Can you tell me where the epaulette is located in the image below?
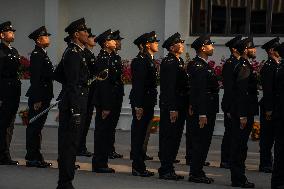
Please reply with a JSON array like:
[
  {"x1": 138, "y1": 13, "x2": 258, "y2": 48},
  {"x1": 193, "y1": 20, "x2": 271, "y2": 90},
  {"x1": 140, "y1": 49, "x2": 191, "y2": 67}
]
[
  {"x1": 195, "y1": 61, "x2": 204, "y2": 67},
  {"x1": 164, "y1": 56, "x2": 175, "y2": 64},
  {"x1": 226, "y1": 59, "x2": 232, "y2": 64},
  {"x1": 71, "y1": 46, "x2": 79, "y2": 53}
]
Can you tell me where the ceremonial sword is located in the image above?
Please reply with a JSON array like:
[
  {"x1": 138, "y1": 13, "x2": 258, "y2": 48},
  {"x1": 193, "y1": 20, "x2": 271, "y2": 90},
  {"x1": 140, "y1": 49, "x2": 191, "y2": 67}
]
[{"x1": 29, "y1": 69, "x2": 109, "y2": 124}]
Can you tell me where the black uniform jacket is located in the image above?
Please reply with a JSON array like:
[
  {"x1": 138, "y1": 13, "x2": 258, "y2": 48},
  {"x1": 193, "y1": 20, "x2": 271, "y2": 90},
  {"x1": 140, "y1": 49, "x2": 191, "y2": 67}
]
[
  {"x1": 58, "y1": 42, "x2": 89, "y2": 114},
  {"x1": 92, "y1": 50, "x2": 124, "y2": 110},
  {"x1": 259, "y1": 57, "x2": 278, "y2": 112},
  {"x1": 221, "y1": 55, "x2": 240, "y2": 113},
  {"x1": 231, "y1": 57, "x2": 259, "y2": 117},
  {"x1": 187, "y1": 56, "x2": 219, "y2": 115},
  {"x1": 129, "y1": 52, "x2": 158, "y2": 108},
  {"x1": 0, "y1": 42, "x2": 21, "y2": 99},
  {"x1": 26, "y1": 45, "x2": 54, "y2": 102},
  {"x1": 159, "y1": 52, "x2": 190, "y2": 111}
]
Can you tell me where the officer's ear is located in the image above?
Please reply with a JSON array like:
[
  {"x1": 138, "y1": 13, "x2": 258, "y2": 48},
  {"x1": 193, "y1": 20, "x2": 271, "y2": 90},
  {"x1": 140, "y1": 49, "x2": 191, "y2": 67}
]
[
  {"x1": 243, "y1": 48, "x2": 248, "y2": 55},
  {"x1": 268, "y1": 48, "x2": 274, "y2": 54},
  {"x1": 104, "y1": 41, "x2": 109, "y2": 48},
  {"x1": 201, "y1": 46, "x2": 206, "y2": 52},
  {"x1": 0, "y1": 32, "x2": 5, "y2": 39},
  {"x1": 74, "y1": 31, "x2": 80, "y2": 39}
]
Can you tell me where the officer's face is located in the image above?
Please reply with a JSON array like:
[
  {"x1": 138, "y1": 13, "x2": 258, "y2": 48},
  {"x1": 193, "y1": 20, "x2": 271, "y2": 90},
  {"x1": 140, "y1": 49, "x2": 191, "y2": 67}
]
[
  {"x1": 86, "y1": 36, "x2": 96, "y2": 47},
  {"x1": 76, "y1": 30, "x2": 89, "y2": 44},
  {"x1": 148, "y1": 41, "x2": 159, "y2": 53},
  {"x1": 247, "y1": 47, "x2": 256, "y2": 59},
  {"x1": 271, "y1": 49, "x2": 280, "y2": 59},
  {"x1": 37, "y1": 35, "x2": 50, "y2": 48},
  {"x1": 105, "y1": 39, "x2": 116, "y2": 51},
  {"x1": 201, "y1": 44, "x2": 214, "y2": 56},
  {"x1": 170, "y1": 42, "x2": 184, "y2": 55},
  {"x1": 115, "y1": 40, "x2": 121, "y2": 50},
  {"x1": 0, "y1": 31, "x2": 15, "y2": 42}
]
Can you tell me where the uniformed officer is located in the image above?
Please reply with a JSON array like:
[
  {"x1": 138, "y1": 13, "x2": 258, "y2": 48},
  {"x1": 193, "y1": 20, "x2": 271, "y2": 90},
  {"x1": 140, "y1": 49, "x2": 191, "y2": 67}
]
[
  {"x1": 25, "y1": 26, "x2": 53, "y2": 168},
  {"x1": 271, "y1": 42, "x2": 284, "y2": 189},
  {"x1": 76, "y1": 28, "x2": 96, "y2": 157},
  {"x1": 108, "y1": 30, "x2": 124, "y2": 159},
  {"x1": 0, "y1": 21, "x2": 20, "y2": 166},
  {"x1": 92, "y1": 29, "x2": 122, "y2": 173},
  {"x1": 220, "y1": 35, "x2": 242, "y2": 169},
  {"x1": 129, "y1": 31, "x2": 158, "y2": 177},
  {"x1": 131, "y1": 33, "x2": 154, "y2": 161},
  {"x1": 230, "y1": 37, "x2": 258, "y2": 188},
  {"x1": 187, "y1": 35, "x2": 219, "y2": 184},
  {"x1": 158, "y1": 32, "x2": 189, "y2": 180},
  {"x1": 56, "y1": 18, "x2": 89, "y2": 189},
  {"x1": 258, "y1": 37, "x2": 281, "y2": 173}
]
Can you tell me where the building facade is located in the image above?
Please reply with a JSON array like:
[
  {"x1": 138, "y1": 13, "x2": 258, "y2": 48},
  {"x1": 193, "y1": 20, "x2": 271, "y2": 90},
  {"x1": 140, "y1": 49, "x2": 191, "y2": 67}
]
[{"x1": 1, "y1": 0, "x2": 281, "y2": 134}]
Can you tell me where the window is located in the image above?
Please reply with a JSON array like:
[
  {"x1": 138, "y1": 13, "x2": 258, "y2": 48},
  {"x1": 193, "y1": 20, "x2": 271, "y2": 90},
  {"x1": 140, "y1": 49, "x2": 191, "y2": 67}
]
[
  {"x1": 190, "y1": 0, "x2": 284, "y2": 36},
  {"x1": 271, "y1": 0, "x2": 284, "y2": 34}
]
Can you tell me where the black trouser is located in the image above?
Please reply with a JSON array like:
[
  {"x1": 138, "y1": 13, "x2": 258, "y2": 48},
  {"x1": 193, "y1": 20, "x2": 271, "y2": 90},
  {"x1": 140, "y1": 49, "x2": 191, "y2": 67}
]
[
  {"x1": 189, "y1": 113, "x2": 216, "y2": 177},
  {"x1": 92, "y1": 103, "x2": 122, "y2": 168},
  {"x1": 221, "y1": 112, "x2": 233, "y2": 164},
  {"x1": 271, "y1": 113, "x2": 284, "y2": 188},
  {"x1": 0, "y1": 96, "x2": 20, "y2": 161},
  {"x1": 259, "y1": 106, "x2": 275, "y2": 168},
  {"x1": 77, "y1": 86, "x2": 95, "y2": 153},
  {"x1": 143, "y1": 122, "x2": 152, "y2": 154},
  {"x1": 25, "y1": 99, "x2": 51, "y2": 161},
  {"x1": 158, "y1": 107, "x2": 186, "y2": 175},
  {"x1": 110, "y1": 101, "x2": 122, "y2": 154},
  {"x1": 57, "y1": 107, "x2": 83, "y2": 188},
  {"x1": 186, "y1": 116, "x2": 193, "y2": 162},
  {"x1": 230, "y1": 114, "x2": 254, "y2": 184},
  {"x1": 130, "y1": 106, "x2": 154, "y2": 171}
]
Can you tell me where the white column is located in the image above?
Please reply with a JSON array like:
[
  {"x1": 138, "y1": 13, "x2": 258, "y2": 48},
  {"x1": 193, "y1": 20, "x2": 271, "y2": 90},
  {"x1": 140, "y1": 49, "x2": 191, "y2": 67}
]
[
  {"x1": 164, "y1": 0, "x2": 190, "y2": 55},
  {"x1": 44, "y1": 0, "x2": 60, "y2": 64}
]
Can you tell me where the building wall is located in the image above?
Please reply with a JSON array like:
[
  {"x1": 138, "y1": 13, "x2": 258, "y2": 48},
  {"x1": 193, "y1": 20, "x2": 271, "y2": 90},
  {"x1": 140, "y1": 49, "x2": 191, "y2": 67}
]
[
  {"x1": 57, "y1": 0, "x2": 166, "y2": 59},
  {"x1": 0, "y1": 0, "x2": 45, "y2": 57}
]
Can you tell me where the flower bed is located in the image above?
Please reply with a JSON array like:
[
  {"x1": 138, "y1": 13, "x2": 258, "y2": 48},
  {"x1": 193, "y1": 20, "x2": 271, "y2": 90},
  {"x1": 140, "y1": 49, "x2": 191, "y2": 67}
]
[{"x1": 18, "y1": 109, "x2": 29, "y2": 126}]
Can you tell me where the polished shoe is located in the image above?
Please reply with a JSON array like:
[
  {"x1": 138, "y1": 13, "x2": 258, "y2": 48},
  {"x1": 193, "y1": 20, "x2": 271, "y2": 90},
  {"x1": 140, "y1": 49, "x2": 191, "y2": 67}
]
[
  {"x1": 259, "y1": 166, "x2": 272, "y2": 173},
  {"x1": 77, "y1": 150, "x2": 92, "y2": 157},
  {"x1": 26, "y1": 160, "x2": 52, "y2": 168},
  {"x1": 232, "y1": 180, "x2": 255, "y2": 188},
  {"x1": 159, "y1": 172, "x2": 182, "y2": 181},
  {"x1": 75, "y1": 164, "x2": 80, "y2": 170},
  {"x1": 92, "y1": 167, "x2": 115, "y2": 173},
  {"x1": 145, "y1": 155, "x2": 154, "y2": 161},
  {"x1": 220, "y1": 162, "x2": 231, "y2": 169},
  {"x1": 174, "y1": 159, "x2": 180, "y2": 164},
  {"x1": 188, "y1": 175, "x2": 214, "y2": 184},
  {"x1": 132, "y1": 168, "x2": 154, "y2": 177},
  {"x1": 204, "y1": 161, "x2": 210, "y2": 166},
  {"x1": 0, "y1": 159, "x2": 19, "y2": 165},
  {"x1": 108, "y1": 151, "x2": 123, "y2": 159}
]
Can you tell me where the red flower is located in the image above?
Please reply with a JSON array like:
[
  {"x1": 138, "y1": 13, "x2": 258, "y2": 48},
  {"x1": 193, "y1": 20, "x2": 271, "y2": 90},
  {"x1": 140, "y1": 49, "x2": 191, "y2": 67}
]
[
  {"x1": 214, "y1": 66, "x2": 222, "y2": 76},
  {"x1": 208, "y1": 60, "x2": 216, "y2": 68}
]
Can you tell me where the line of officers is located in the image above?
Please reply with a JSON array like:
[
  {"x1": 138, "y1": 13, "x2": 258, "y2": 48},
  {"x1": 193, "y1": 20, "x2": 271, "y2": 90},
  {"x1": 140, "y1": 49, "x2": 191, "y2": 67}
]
[{"x1": 0, "y1": 18, "x2": 284, "y2": 189}]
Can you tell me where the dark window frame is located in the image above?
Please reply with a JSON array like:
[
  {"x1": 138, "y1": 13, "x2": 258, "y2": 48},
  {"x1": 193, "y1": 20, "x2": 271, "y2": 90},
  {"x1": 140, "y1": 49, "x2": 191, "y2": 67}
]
[{"x1": 190, "y1": 0, "x2": 284, "y2": 37}]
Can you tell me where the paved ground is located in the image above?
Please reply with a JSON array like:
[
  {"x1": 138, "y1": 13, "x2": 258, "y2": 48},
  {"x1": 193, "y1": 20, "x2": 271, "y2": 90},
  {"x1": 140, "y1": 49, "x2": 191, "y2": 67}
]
[{"x1": 0, "y1": 125, "x2": 271, "y2": 189}]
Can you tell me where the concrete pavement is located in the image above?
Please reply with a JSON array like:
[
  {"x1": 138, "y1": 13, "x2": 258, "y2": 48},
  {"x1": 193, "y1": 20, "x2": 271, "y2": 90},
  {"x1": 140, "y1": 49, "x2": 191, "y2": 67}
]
[{"x1": 0, "y1": 125, "x2": 271, "y2": 189}]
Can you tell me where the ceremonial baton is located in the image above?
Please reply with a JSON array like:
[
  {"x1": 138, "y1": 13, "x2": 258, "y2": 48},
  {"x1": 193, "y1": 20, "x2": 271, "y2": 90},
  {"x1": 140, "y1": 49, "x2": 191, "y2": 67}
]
[{"x1": 29, "y1": 69, "x2": 109, "y2": 124}]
